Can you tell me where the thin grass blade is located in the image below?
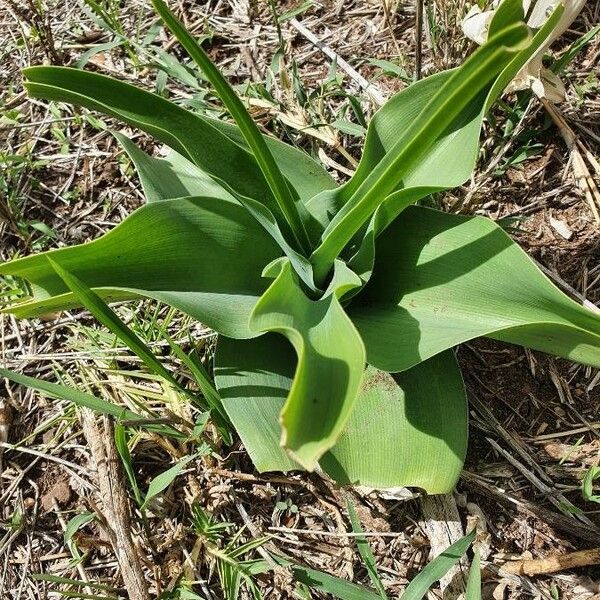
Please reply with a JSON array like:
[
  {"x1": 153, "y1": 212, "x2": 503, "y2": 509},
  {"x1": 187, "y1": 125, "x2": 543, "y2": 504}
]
[
  {"x1": 0, "y1": 368, "x2": 183, "y2": 439},
  {"x1": 47, "y1": 256, "x2": 182, "y2": 391},
  {"x1": 401, "y1": 530, "x2": 475, "y2": 600},
  {"x1": 151, "y1": 0, "x2": 311, "y2": 253},
  {"x1": 465, "y1": 549, "x2": 482, "y2": 600},
  {"x1": 346, "y1": 500, "x2": 388, "y2": 599}
]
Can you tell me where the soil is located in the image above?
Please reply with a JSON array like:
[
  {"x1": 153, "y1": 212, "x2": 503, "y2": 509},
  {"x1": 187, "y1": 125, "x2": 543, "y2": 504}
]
[{"x1": 1, "y1": 0, "x2": 599, "y2": 599}]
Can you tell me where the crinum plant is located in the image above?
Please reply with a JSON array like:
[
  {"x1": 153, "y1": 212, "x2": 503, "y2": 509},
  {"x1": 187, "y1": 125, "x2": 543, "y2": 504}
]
[{"x1": 1, "y1": 0, "x2": 599, "y2": 494}]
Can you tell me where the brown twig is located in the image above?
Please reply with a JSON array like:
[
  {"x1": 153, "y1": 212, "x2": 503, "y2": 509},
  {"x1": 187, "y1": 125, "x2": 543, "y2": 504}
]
[
  {"x1": 501, "y1": 548, "x2": 600, "y2": 576},
  {"x1": 80, "y1": 411, "x2": 150, "y2": 600},
  {"x1": 415, "y1": 0, "x2": 424, "y2": 80}
]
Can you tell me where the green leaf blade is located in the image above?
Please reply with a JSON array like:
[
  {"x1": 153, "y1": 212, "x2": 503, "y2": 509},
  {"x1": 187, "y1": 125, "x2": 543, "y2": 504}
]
[
  {"x1": 346, "y1": 500, "x2": 388, "y2": 599},
  {"x1": 249, "y1": 262, "x2": 366, "y2": 470},
  {"x1": 321, "y1": 353, "x2": 468, "y2": 494},
  {"x1": 311, "y1": 22, "x2": 531, "y2": 282},
  {"x1": 402, "y1": 531, "x2": 475, "y2": 600},
  {"x1": 151, "y1": 0, "x2": 311, "y2": 253},
  {"x1": 1, "y1": 197, "x2": 280, "y2": 339},
  {"x1": 22, "y1": 66, "x2": 334, "y2": 219},
  {"x1": 113, "y1": 132, "x2": 235, "y2": 203},
  {"x1": 350, "y1": 206, "x2": 600, "y2": 372},
  {"x1": 214, "y1": 338, "x2": 467, "y2": 494},
  {"x1": 214, "y1": 334, "x2": 300, "y2": 474}
]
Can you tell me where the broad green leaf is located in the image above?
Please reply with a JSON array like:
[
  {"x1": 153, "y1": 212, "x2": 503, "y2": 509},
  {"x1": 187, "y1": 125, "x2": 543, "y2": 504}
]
[
  {"x1": 22, "y1": 66, "x2": 332, "y2": 221},
  {"x1": 23, "y1": 67, "x2": 279, "y2": 208},
  {"x1": 347, "y1": 186, "x2": 434, "y2": 286},
  {"x1": 320, "y1": 353, "x2": 467, "y2": 494},
  {"x1": 115, "y1": 125, "x2": 334, "y2": 211},
  {"x1": 249, "y1": 262, "x2": 365, "y2": 470},
  {"x1": 25, "y1": 69, "x2": 318, "y2": 290},
  {"x1": 310, "y1": 22, "x2": 532, "y2": 281},
  {"x1": 0, "y1": 197, "x2": 280, "y2": 339},
  {"x1": 113, "y1": 132, "x2": 235, "y2": 202},
  {"x1": 151, "y1": 0, "x2": 312, "y2": 253},
  {"x1": 307, "y1": 3, "x2": 563, "y2": 282},
  {"x1": 401, "y1": 531, "x2": 475, "y2": 600},
  {"x1": 346, "y1": 500, "x2": 388, "y2": 599},
  {"x1": 214, "y1": 334, "x2": 300, "y2": 473},
  {"x1": 214, "y1": 337, "x2": 467, "y2": 494},
  {"x1": 117, "y1": 140, "x2": 318, "y2": 291},
  {"x1": 466, "y1": 550, "x2": 482, "y2": 600},
  {"x1": 349, "y1": 206, "x2": 600, "y2": 372},
  {"x1": 305, "y1": 71, "x2": 477, "y2": 228},
  {"x1": 324, "y1": 259, "x2": 363, "y2": 299},
  {"x1": 211, "y1": 116, "x2": 335, "y2": 211},
  {"x1": 143, "y1": 453, "x2": 196, "y2": 508}
]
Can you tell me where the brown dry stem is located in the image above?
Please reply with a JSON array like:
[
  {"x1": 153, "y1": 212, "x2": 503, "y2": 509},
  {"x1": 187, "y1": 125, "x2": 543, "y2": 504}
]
[
  {"x1": 501, "y1": 547, "x2": 600, "y2": 576},
  {"x1": 80, "y1": 410, "x2": 150, "y2": 600}
]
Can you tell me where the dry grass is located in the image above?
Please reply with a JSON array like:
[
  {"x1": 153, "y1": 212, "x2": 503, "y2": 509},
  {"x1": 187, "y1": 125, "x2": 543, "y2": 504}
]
[{"x1": 0, "y1": 1, "x2": 599, "y2": 598}]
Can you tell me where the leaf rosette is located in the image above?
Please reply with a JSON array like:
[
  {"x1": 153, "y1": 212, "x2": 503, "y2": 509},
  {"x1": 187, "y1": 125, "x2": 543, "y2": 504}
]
[{"x1": 1, "y1": 0, "x2": 598, "y2": 493}]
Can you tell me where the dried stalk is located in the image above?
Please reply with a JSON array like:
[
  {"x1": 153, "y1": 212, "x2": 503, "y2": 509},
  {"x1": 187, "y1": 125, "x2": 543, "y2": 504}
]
[{"x1": 80, "y1": 411, "x2": 150, "y2": 600}]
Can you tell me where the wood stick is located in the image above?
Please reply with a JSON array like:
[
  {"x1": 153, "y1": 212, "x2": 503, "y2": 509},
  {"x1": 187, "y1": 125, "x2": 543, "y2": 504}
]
[
  {"x1": 419, "y1": 494, "x2": 469, "y2": 599},
  {"x1": 501, "y1": 548, "x2": 600, "y2": 576},
  {"x1": 81, "y1": 411, "x2": 150, "y2": 600}
]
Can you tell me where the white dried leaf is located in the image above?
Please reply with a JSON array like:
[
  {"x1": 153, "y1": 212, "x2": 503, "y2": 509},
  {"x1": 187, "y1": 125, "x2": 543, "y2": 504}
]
[
  {"x1": 549, "y1": 215, "x2": 574, "y2": 239},
  {"x1": 461, "y1": 0, "x2": 587, "y2": 102},
  {"x1": 462, "y1": 6, "x2": 495, "y2": 45}
]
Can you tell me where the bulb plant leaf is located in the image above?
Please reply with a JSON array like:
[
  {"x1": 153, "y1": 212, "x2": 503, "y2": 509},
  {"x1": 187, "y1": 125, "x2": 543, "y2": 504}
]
[
  {"x1": 2, "y1": 0, "x2": 598, "y2": 493},
  {"x1": 214, "y1": 336, "x2": 467, "y2": 493},
  {"x1": 249, "y1": 261, "x2": 365, "y2": 470},
  {"x1": 309, "y1": 21, "x2": 533, "y2": 283},
  {"x1": 0, "y1": 197, "x2": 280, "y2": 338},
  {"x1": 150, "y1": 0, "x2": 313, "y2": 254},
  {"x1": 112, "y1": 132, "x2": 236, "y2": 203},
  {"x1": 311, "y1": 1, "x2": 564, "y2": 283},
  {"x1": 349, "y1": 206, "x2": 600, "y2": 372}
]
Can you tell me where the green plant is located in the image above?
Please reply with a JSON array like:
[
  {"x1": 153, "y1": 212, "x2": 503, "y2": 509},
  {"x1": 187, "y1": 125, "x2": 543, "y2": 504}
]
[
  {"x1": 271, "y1": 527, "x2": 478, "y2": 599},
  {"x1": 1, "y1": 0, "x2": 599, "y2": 494},
  {"x1": 190, "y1": 505, "x2": 267, "y2": 600},
  {"x1": 582, "y1": 466, "x2": 600, "y2": 504}
]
